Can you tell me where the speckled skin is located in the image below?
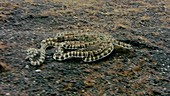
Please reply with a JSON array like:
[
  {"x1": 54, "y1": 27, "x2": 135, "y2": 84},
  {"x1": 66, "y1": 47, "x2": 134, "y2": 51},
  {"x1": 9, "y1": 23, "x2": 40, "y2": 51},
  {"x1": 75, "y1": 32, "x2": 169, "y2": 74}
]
[{"x1": 26, "y1": 31, "x2": 132, "y2": 66}]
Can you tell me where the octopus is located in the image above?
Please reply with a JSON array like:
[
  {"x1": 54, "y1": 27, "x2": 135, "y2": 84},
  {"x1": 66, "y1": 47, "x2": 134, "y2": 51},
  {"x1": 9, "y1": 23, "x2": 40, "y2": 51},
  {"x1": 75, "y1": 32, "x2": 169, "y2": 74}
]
[{"x1": 26, "y1": 31, "x2": 132, "y2": 66}]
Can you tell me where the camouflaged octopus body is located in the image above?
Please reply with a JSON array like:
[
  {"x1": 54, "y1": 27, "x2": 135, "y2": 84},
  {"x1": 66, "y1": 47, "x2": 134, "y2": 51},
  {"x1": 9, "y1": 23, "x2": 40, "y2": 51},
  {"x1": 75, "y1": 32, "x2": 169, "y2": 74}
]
[{"x1": 26, "y1": 31, "x2": 132, "y2": 66}]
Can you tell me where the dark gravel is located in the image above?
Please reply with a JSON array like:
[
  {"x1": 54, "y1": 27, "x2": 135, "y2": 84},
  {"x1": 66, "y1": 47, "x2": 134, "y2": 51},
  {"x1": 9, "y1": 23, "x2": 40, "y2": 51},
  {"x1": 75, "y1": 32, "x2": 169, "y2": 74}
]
[{"x1": 0, "y1": 0, "x2": 169, "y2": 96}]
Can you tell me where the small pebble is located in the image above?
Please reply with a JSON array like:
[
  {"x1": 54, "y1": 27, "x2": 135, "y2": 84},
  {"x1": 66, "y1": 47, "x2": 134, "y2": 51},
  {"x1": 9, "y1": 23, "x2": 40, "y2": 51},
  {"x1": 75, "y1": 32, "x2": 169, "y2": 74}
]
[
  {"x1": 25, "y1": 65, "x2": 29, "y2": 69},
  {"x1": 5, "y1": 93, "x2": 10, "y2": 96},
  {"x1": 35, "y1": 69, "x2": 41, "y2": 72}
]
